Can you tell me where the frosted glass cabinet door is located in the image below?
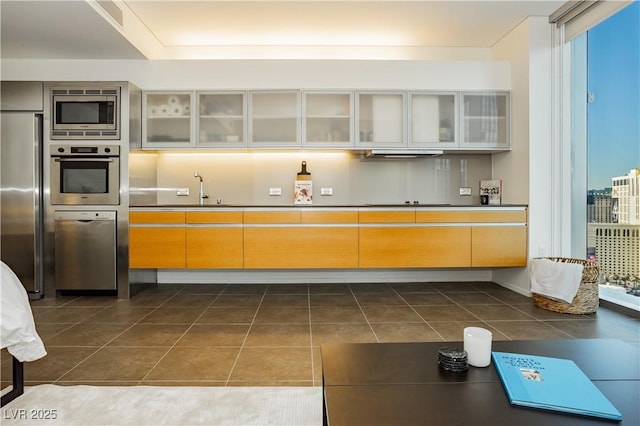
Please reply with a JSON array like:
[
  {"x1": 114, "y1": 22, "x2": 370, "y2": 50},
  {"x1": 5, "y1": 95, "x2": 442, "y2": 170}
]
[
  {"x1": 143, "y1": 92, "x2": 194, "y2": 147},
  {"x1": 303, "y1": 91, "x2": 353, "y2": 147},
  {"x1": 356, "y1": 92, "x2": 405, "y2": 148},
  {"x1": 249, "y1": 91, "x2": 300, "y2": 147},
  {"x1": 197, "y1": 92, "x2": 246, "y2": 147},
  {"x1": 409, "y1": 92, "x2": 457, "y2": 148},
  {"x1": 461, "y1": 92, "x2": 510, "y2": 148}
]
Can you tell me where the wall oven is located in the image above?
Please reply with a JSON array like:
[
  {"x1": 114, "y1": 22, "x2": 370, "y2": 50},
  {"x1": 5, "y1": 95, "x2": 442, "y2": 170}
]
[{"x1": 50, "y1": 144, "x2": 120, "y2": 205}]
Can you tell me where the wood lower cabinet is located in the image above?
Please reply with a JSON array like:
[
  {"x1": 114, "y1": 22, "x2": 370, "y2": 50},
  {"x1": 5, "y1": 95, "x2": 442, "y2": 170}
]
[
  {"x1": 129, "y1": 211, "x2": 186, "y2": 268},
  {"x1": 186, "y1": 228, "x2": 243, "y2": 268},
  {"x1": 244, "y1": 227, "x2": 358, "y2": 268},
  {"x1": 359, "y1": 226, "x2": 471, "y2": 268},
  {"x1": 129, "y1": 227, "x2": 186, "y2": 268},
  {"x1": 185, "y1": 211, "x2": 244, "y2": 269},
  {"x1": 471, "y1": 225, "x2": 527, "y2": 267},
  {"x1": 129, "y1": 207, "x2": 527, "y2": 270}
]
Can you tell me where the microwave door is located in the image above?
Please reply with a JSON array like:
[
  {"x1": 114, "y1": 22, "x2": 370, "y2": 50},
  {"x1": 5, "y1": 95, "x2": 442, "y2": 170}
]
[{"x1": 58, "y1": 102, "x2": 102, "y2": 125}]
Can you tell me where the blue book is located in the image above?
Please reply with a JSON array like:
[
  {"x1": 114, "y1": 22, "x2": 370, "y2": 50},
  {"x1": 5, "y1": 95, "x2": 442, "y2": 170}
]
[{"x1": 492, "y1": 351, "x2": 622, "y2": 421}]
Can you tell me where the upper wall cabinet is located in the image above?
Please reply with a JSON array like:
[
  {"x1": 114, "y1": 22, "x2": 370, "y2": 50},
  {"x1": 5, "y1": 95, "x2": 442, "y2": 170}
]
[
  {"x1": 141, "y1": 89, "x2": 510, "y2": 152},
  {"x1": 408, "y1": 92, "x2": 457, "y2": 148},
  {"x1": 143, "y1": 92, "x2": 195, "y2": 148},
  {"x1": 197, "y1": 91, "x2": 247, "y2": 148},
  {"x1": 302, "y1": 91, "x2": 354, "y2": 148},
  {"x1": 249, "y1": 91, "x2": 300, "y2": 148},
  {"x1": 355, "y1": 92, "x2": 406, "y2": 149},
  {"x1": 460, "y1": 92, "x2": 510, "y2": 149}
]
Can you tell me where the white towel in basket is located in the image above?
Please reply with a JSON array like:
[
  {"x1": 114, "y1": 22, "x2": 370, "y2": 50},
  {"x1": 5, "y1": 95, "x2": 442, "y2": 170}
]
[{"x1": 529, "y1": 258, "x2": 584, "y2": 304}]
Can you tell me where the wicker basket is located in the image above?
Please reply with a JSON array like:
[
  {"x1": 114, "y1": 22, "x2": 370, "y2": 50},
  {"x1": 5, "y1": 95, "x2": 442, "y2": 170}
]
[{"x1": 532, "y1": 257, "x2": 600, "y2": 314}]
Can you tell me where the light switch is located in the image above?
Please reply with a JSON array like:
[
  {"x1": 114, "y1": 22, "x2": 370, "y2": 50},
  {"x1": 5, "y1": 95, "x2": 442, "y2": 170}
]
[
  {"x1": 269, "y1": 187, "x2": 282, "y2": 196},
  {"x1": 177, "y1": 188, "x2": 189, "y2": 196},
  {"x1": 321, "y1": 187, "x2": 333, "y2": 196}
]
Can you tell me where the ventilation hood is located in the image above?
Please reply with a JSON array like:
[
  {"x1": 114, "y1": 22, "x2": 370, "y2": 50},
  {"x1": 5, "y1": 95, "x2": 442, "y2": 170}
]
[{"x1": 364, "y1": 149, "x2": 444, "y2": 159}]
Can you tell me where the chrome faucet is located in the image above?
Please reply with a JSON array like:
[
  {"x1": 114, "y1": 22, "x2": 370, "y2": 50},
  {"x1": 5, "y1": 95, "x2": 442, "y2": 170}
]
[{"x1": 193, "y1": 171, "x2": 208, "y2": 205}]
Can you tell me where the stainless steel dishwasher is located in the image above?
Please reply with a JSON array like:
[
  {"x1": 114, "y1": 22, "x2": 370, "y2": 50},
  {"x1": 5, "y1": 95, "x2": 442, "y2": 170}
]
[{"x1": 54, "y1": 211, "x2": 117, "y2": 290}]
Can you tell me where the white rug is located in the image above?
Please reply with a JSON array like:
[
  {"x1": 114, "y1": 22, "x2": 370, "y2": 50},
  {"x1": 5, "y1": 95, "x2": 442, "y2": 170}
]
[{"x1": 1, "y1": 385, "x2": 322, "y2": 425}]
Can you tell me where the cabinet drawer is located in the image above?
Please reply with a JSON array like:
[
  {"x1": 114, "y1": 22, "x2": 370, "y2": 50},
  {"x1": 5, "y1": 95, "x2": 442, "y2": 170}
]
[
  {"x1": 416, "y1": 211, "x2": 470, "y2": 223},
  {"x1": 129, "y1": 211, "x2": 185, "y2": 224},
  {"x1": 416, "y1": 210, "x2": 526, "y2": 223},
  {"x1": 129, "y1": 227, "x2": 185, "y2": 268},
  {"x1": 243, "y1": 211, "x2": 301, "y2": 224},
  {"x1": 359, "y1": 210, "x2": 415, "y2": 223},
  {"x1": 186, "y1": 211, "x2": 243, "y2": 224},
  {"x1": 467, "y1": 210, "x2": 526, "y2": 223},
  {"x1": 359, "y1": 227, "x2": 471, "y2": 268},
  {"x1": 301, "y1": 210, "x2": 358, "y2": 224}
]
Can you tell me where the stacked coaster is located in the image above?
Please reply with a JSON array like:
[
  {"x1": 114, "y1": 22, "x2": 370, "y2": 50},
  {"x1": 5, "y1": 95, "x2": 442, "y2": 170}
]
[{"x1": 438, "y1": 346, "x2": 469, "y2": 372}]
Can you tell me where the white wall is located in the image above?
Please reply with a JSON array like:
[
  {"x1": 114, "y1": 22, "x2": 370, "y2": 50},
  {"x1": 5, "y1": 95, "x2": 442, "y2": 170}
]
[
  {"x1": 1, "y1": 59, "x2": 510, "y2": 91},
  {"x1": 491, "y1": 17, "x2": 554, "y2": 295},
  {"x1": 491, "y1": 22, "x2": 531, "y2": 205}
]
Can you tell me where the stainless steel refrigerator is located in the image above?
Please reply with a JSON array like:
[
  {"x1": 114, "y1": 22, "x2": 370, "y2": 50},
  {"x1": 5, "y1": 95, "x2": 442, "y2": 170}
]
[{"x1": 1, "y1": 81, "x2": 44, "y2": 297}]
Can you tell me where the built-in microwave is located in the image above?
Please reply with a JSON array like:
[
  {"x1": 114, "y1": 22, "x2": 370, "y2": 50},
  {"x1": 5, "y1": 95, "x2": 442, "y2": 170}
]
[{"x1": 51, "y1": 87, "x2": 120, "y2": 140}]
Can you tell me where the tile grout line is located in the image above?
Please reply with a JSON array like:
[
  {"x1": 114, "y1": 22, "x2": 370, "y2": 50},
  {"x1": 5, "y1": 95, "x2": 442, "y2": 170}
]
[
  {"x1": 479, "y1": 287, "x2": 578, "y2": 340},
  {"x1": 53, "y1": 289, "x2": 188, "y2": 384},
  {"x1": 137, "y1": 285, "x2": 228, "y2": 385},
  {"x1": 48, "y1": 298, "x2": 146, "y2": 384},
  {"x1": 393, "y1": 287, "x2": 448, "y2": 342},
  {"x1": 349, "y1": 285, "x2": 380, "y2": 344},
  {"x1": 307, "y1": 285, "x2": 316, "y2": 387},
  {"x1": 223, "y1": 289, "x2": 267, "y2": 386},
  {"x1": 439, "y1": 289, "x2": 514, "y2": 341}
]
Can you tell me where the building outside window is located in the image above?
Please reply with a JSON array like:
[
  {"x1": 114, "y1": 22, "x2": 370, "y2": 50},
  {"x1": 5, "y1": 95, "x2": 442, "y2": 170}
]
[{"x1": 576, "y1": 2, "x2": 640, "y2": 310}]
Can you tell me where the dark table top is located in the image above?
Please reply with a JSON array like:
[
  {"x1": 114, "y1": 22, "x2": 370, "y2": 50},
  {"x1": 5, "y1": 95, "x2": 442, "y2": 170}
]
[
  {"x1": 321, "y1": 339, "x2": 640, "y2": 426},
  {"x1": 321, "y1": 339, "x2": 640, "y2": 385},
  {"x1": 324, "y1": 381, "x2": 640, "y2": 426}
]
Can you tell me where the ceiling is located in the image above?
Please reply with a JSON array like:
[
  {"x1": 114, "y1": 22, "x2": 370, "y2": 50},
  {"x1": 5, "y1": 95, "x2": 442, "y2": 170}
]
[{"x1": 0, "y1": 0, "x2": 568, "y2": 60}]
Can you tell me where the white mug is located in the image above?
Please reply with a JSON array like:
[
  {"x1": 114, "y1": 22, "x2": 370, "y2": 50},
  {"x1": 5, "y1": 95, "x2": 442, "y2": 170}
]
[{"x1": 463, "y1": 327, "x2": 492, "y2": 367}]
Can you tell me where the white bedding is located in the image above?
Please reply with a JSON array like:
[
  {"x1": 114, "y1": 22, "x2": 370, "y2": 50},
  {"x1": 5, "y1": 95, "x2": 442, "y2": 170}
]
[{"x1": 1, "y1": 261, "x2": 46, "y2": 362}]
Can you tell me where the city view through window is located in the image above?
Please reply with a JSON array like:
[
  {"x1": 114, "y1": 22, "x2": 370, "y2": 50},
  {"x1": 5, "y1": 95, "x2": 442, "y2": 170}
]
[{"x1": 584, "y1": 2, "x2": 639, "y2": 310}]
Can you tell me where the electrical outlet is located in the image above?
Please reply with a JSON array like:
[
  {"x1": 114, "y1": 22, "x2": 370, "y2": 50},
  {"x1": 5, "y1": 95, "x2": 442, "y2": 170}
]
[
  {"x1": 269, "y1": 187, "x2": 282, "y2": 196},
  {"x1": 459, "y1": 187, "x2": 472, "y2": 196},
  {"x1": 321, "y1": 187, "x2": 333, "y2": 196},
  {"x1": 176, "y1": 188, "x2": 189, "y2": 196}
]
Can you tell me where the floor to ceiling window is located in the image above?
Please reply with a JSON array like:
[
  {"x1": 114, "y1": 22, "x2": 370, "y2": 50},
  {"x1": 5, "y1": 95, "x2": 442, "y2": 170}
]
[{"x1": 575, "y1": 2, "x2": 640, "y2": 310}]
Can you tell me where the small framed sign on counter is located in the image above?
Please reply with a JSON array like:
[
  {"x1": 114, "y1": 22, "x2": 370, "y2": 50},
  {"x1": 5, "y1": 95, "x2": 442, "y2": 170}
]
[{"x1": 480, "y1": 179, "x2": 502, "y2": 205}]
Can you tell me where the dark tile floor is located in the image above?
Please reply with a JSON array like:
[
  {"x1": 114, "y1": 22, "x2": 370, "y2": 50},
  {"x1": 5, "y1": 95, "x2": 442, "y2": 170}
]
[{"x1": 2, "y1": 282, "x2": 639, "y2": 388}]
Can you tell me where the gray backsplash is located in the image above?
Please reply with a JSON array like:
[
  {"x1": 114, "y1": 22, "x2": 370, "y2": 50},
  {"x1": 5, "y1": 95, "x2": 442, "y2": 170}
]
[{"x1": 129, "y1": 151, "x2": 493, "y2": 206}]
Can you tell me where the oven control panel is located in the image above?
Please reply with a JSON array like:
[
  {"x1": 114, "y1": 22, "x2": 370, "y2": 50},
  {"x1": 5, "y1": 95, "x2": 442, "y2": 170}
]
[{"x1": 50, "y1": 144, "x2": 120, "y2": 157}]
